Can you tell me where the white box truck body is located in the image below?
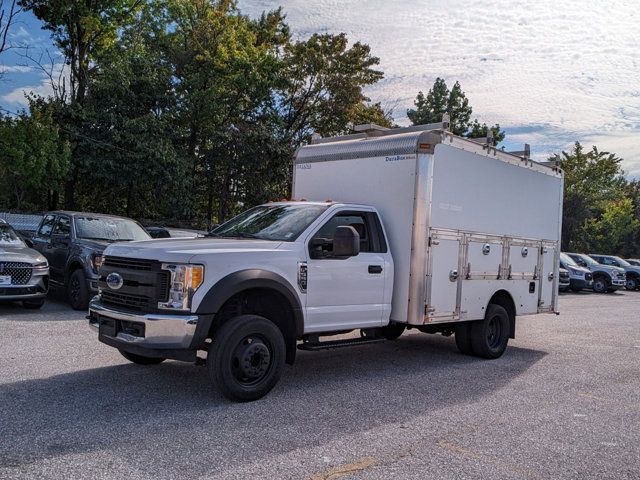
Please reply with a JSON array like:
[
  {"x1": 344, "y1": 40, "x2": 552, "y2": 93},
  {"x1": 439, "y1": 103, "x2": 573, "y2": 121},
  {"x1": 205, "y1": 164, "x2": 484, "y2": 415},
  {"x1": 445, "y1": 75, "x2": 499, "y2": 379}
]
[{"x1": 293, "y1": 127, "x2": 563, "y2": 326}]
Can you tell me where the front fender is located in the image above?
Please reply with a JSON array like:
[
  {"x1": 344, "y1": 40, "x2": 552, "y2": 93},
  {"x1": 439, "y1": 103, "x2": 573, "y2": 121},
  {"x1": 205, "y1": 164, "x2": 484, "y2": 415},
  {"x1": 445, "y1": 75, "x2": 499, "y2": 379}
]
[{"x1": 191, "y1": 269, "x2": 304, "y2": 347}]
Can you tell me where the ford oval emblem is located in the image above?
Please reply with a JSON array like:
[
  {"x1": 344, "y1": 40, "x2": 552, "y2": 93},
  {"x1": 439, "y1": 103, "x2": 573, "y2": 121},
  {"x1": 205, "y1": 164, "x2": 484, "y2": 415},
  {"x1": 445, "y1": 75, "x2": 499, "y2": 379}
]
[{"x1": 106, "y1": 272, "x2": 124, "y2": 290}]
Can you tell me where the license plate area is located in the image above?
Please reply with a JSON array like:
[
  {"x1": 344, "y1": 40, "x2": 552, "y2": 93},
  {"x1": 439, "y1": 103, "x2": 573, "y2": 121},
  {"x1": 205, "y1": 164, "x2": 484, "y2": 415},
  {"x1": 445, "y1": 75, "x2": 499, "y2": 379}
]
[
  {"x1": 98, "y1": 315, "x2": 145, "y2": 338},
  {"x1": 0, "y1": 275, "x2": 11, "y2": 285}
]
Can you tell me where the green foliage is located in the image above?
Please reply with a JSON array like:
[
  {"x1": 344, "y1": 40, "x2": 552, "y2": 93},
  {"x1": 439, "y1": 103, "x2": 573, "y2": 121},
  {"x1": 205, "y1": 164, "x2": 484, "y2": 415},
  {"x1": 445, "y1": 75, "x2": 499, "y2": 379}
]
[
  {"x1": 407, "y1": 77, "x2": 504, "y2": 145},
  {"x1": 582, "y1": 198, "x2": 640, "y2": 255},
  {"x1": 0, "y1": 101, "x2": 70, "y2": 210},
  {"x1": 553, "y1": 142, "x2": 627, "y2": 252}
]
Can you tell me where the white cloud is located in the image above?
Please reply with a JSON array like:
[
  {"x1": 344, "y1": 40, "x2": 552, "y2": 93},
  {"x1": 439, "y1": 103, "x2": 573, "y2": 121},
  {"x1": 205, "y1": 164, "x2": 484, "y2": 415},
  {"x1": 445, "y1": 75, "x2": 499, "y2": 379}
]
[
  {"x1": 0, "y1": 65, "x2": 33, "y2": 73},
  {"x1": 239, "y1": 0, "x2": 640, "y2": 174}
]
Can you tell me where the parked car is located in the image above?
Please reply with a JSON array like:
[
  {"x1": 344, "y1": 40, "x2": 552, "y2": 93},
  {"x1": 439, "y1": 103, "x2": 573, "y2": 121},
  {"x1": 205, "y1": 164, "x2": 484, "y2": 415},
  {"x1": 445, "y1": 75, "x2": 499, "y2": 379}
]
[
  {"x1": 626, "y1": 259, "x2": 640, "y2": 266},
  {"x1": 559, "y1": 252, "x2": 593, "y2": 292},
  {"x1": 559, "y1": 267, "x2": 570, "y2": 292},
  {"x1": 146, "y1": 226, "x2": 205, "y2": 239},
  {"x1": 589, "y1": 254, "x2": 640, "y2": 290},
  {"x1": 0, "y1": 219, "x2": 49, "y2": 309},
  {"x1": 566, "y1": 253, "x2": 626, "y2": 293},
  {"x1": 31, "y1": 211, "x2": 151, "y2": 310}
]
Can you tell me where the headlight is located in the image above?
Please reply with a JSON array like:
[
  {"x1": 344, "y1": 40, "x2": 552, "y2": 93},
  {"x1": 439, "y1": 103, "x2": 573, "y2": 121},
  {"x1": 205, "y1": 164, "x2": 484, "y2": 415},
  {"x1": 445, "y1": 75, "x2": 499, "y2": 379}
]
[
  {"x1": 91, "y1": 254, "x2": 104, "y2": 273},
  {"x1": 33, "y1": 261, "x2": 48, "y2": 272},
  {"x1": 158, "y1": 264, "x2": 204, "y2": 311},
  {"x1": 569, "y1": 267, "x2": 583, "y2": 276}
]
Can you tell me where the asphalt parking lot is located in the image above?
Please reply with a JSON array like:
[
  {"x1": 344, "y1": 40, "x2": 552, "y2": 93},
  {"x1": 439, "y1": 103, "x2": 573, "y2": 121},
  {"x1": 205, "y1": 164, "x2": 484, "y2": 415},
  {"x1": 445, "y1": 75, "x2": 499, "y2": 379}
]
[{"x1": 1, "y1": 292, "x2": 639, "y2": 480}]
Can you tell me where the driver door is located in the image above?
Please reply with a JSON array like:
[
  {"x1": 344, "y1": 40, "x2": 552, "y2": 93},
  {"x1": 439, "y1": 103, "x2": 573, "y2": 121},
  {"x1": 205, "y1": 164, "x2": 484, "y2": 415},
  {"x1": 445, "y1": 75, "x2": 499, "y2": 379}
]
[{"x1": 304, "y1": 209, "x2": 389, "y2": 333}]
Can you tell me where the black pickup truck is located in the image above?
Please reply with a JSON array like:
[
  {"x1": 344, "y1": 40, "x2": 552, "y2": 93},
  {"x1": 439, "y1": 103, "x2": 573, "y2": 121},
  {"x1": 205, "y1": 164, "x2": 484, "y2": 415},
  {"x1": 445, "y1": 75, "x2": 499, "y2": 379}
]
[{"x1": 31, "y1": 211, "x2": 150, "y2": 309}]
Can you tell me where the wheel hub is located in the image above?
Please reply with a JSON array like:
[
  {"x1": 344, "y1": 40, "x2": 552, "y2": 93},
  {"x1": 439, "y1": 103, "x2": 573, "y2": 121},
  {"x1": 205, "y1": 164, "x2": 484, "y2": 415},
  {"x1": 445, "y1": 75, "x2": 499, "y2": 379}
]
[{"x1": 234, "y1": 338, "x2": 271, "y2": 380}]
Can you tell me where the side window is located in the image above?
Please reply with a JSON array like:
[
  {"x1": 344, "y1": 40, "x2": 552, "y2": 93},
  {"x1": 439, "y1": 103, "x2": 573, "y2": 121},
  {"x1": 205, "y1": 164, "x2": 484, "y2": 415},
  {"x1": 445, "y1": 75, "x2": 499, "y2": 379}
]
[
  {"x1": 52, "y1": 216, "x2": 71, "y2": 237},
  {"x1": 314, "y1": 213, "x2": 372, "y2": 252},
  {"x1": 37, "y1": 215, "x2": 56, "y2": 238},
  {"x1": 309, "y1": 211, "x2": 387, "y2": 258}
]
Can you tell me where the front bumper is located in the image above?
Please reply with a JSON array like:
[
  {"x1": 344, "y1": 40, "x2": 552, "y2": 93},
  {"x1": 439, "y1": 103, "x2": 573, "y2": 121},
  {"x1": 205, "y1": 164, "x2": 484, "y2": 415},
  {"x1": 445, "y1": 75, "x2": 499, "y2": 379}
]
[
  {"x1": 89, "y1": 298, "x2": 201, "y2": 357},
  {"x1": 0, "y1": 270, "x2": 48, "y2": 301},
  {"x1": 569, "y1": 278, "x2": 592, "y2": 289},
  {"x1": 611, "y1": 277, "x2": 626, "y2": 287}
]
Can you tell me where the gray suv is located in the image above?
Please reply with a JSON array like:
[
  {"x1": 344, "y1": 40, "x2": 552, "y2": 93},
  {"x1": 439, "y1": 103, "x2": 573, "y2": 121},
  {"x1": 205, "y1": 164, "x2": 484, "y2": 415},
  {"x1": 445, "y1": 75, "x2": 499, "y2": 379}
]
[
  {"x1": 590, "y1": 255, "x2": 640, "y2": 290},
  {"x1": 0, "y1": 219, "x2": 50, "y2": 309},
  {"x1": 566, "y1": 253, "x2": 626, "y2": 293}
]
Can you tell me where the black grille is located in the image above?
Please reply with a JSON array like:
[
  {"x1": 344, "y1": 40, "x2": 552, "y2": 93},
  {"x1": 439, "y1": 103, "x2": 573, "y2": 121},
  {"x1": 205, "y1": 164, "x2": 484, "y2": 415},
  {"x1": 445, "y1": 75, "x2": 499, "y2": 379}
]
[
  {"x1": 103, "y1": 256, "x2": 154, "y2": 271},
  {"x1": 101, "y1": 291, "x2": 151, "y2": 310},
  {"x1": 559, "y1": 271, "x2": 570, "y2": 279},
  {"x1": 99, "y1": 256, "x2": 170, "y2": 312},
  {"x1": 0, "y1": 262, "x2": 32, "y2": 285}
]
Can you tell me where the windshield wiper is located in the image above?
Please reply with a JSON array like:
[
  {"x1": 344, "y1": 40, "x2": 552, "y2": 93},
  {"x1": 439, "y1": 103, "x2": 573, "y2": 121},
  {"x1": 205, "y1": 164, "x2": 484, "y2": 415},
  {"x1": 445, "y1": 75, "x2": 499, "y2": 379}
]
[{"x1": 81, "y1": 237, "x2": 116, "y2": 242}]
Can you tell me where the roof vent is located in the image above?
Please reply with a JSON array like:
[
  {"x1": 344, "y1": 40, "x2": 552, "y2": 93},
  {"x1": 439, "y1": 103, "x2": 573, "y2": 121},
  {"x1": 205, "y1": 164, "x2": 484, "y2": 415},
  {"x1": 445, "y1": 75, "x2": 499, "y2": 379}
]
[{"x1": 352, "y1": 123, "x2": 391, "y2": 136}]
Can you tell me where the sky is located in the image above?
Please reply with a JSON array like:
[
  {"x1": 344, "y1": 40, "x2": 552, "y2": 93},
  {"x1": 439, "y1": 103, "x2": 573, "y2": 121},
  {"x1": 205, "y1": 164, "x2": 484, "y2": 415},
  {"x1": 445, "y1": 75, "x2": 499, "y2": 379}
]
[{"x1": 1, "y1": 0, "x2": 639, "y2": 174}]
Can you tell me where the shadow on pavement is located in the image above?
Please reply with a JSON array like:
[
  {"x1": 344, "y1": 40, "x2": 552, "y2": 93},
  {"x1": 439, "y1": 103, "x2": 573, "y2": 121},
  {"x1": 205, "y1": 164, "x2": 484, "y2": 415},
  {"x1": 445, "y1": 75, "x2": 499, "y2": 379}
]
[{"x1": 0, "y1": 333, "x2": 546, "y2": 475}]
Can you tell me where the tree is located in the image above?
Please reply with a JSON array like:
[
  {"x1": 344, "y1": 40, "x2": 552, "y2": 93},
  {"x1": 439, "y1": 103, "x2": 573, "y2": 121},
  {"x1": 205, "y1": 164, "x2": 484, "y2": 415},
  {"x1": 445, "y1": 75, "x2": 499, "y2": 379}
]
[
  {"x1": 407, "y1": 78, "x2": 504, "y2": 144},
  {"x1": 552, "y1": 142, "x2": 628, "y2": 252},
  {"x1": 582, "y1": 198, "x2": 639, "y2": 255},
  {"x1": 0, "y1": 101, "x2": 70, "y2": 210},
  {"x1": 0, "y1": 0, "x2": 20, "y2": 59}
]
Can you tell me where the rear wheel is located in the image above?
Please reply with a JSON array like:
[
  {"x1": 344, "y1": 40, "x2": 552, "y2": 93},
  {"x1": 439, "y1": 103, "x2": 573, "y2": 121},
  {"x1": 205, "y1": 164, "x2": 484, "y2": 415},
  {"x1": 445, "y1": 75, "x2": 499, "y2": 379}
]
[
  {"x1": 208, "y1": 314, "x2": 285, "y2": 402},
  {"x1": 119, "y1": 350, "x2": 166, "y2": 365},
  {"x1": 68, "y1": 269, "x2": 90, "y2": 310},
  {"x1": 22, "y1": 299, "x2": 45, "y2": 309},
  {"x1": 470, "y1": 304, "x2": 510, "y2": 359},
  {"x1": 592, "y1": 276, "x2": 609, "y2": 294},
  {"x1": 454, "y1": 322, "x2": 474, "y2": 355}
]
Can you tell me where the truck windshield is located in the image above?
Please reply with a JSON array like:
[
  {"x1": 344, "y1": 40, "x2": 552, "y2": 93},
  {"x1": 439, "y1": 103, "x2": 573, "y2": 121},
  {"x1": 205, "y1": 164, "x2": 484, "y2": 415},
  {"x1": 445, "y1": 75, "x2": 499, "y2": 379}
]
[
  {"x1": 560, "y1": 253, "x2": 577, "y2": 267},
  {"x1": 75, "y1": 217, "x2": 151, "y2": 242},
  {"x1": 576, "y1": 254, "x2": 599, "y2": 266},
  {"x1": 210, "y1": 204, "x2": 328, "y2": 241},
  {"x1": 612, "y1": 256, "x2": 631, "y2": 267},
  {"x1": 0, "y1": 224, "x2": 24, "y2": 247}
]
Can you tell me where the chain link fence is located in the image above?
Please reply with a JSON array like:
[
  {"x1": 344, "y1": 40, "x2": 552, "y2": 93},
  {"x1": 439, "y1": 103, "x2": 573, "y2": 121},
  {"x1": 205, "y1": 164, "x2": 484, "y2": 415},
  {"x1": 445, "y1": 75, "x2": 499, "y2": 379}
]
[{"x1": 0, "y1": 212, "x2": 43, "y2": 233}]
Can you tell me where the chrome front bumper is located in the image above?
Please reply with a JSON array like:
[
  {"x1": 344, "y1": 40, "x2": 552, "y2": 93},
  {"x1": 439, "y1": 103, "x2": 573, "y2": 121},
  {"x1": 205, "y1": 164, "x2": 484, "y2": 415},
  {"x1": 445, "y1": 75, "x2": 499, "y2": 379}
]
[{"x1": 89, "y1": 298, "x2": 199, "y2": 349}]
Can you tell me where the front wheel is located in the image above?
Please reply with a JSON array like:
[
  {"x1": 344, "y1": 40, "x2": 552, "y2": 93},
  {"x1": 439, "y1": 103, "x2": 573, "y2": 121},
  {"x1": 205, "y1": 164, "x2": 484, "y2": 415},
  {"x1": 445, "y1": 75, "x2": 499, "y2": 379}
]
[
  {"x1": 592, "y1": 276, "x2": 609, "y2": 294},
  {"x1": 470, "y1": 304, "x2": 510, "y2": 359},
  {"x1": 119, "y1": 350, "x2": 166, "y2": 365},
  {"x1": 68, "y1": 269, "x2": 90, "y2": 310},
  {"x1": 208, "y1": 315, "x2": 285, "y2": 402},
  {"x1": 626, "y1": 277, "x2": 638, "y2": 290}
]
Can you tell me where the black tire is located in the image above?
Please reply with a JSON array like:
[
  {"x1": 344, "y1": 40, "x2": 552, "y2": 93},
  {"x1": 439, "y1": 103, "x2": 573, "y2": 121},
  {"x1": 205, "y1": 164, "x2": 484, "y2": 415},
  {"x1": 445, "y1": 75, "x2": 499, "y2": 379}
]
[
  {"x1": 68, "y1": 269, "x2": 90, "y2": 310},
  {"x1": 208, "y1": 314, "x2": 285, "y2": 402},
  {"x1": 380, "y1": 323, "x2": 405, "y2": 340},
  {"x1": 592, "y1": 276, "x2": 609, "y2": 294},
  {"x1": 626, "y1": 277, "x2": 638, "y2": 291},
  {"x1": 454, "y1": 321, "x2": 474, "y2": 355},
  {"x1": 470, "y1": 304, "x2": 510, "y2": 359},
  {"x1": 119, "y1": 350, "x2": 166, "y2": 365},
  {"x1": 22, "y1": 299, "x2": 45, "y2": 309}
]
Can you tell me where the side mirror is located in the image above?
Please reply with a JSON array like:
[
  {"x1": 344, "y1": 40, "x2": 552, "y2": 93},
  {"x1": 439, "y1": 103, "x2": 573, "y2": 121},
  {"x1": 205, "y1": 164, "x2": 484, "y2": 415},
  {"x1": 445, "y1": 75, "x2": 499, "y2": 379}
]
[{"x1": 333, "y1": 226, "x2": 360, "y2": 258}]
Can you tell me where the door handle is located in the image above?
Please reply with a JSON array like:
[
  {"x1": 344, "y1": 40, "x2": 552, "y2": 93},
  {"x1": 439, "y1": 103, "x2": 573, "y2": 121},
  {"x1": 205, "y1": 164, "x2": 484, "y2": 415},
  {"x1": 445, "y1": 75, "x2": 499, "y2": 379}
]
[{"x1": 368, "y1": 265, "x2": 383, "y2": 274}]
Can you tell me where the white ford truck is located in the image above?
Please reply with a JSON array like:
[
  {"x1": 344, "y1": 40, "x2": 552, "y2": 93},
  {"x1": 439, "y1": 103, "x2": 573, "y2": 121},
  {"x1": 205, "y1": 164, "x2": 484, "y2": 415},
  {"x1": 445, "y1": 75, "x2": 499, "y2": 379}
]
[{"x1": 89, "y1": 121, "x2": 564, "y2": 401}]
